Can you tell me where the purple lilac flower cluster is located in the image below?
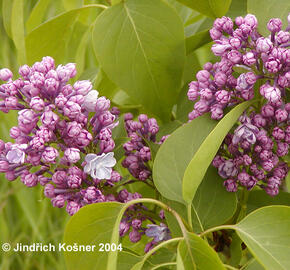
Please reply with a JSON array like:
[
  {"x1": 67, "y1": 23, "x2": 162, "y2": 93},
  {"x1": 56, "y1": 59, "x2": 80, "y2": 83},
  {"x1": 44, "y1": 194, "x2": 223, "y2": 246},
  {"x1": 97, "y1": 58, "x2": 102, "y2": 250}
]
[
  {"x1": 0, "y1": 56, "x2": 125, "y2": 215},
  {"x1": 187, "y1": 14, "x2": 290, "y2": 121},
  {"x1": 214, "y1": 107, "x2": 289, "y2": 196},
  {"x1": 122, "y1": 113, "x2": 169, "y2": 181},
  {"x1": 187, "y1": 14, "x2": 289, "y2": 196}
]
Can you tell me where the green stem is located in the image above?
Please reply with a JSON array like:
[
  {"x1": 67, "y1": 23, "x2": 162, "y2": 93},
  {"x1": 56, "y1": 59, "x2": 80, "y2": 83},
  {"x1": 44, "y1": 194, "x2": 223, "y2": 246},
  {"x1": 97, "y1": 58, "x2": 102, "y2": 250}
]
[
  {"x1": 237, "y1": 188, "x2": 250, "y2": 222},
  {"x1": 151, "y1": 262, "x2": 177, "y2": 270},
  {"x1": 187, "y1": 203, "x2": 193, "y2": 231},
  {"x1": 199, "y1": 225, "x2": 235, "y2": 237},
  {"x1": 140, "y1": 237, "x2": 183, "y2": 266},
  {"x1": 223, "y1": 264, "x2": 239, "y2": 270}
]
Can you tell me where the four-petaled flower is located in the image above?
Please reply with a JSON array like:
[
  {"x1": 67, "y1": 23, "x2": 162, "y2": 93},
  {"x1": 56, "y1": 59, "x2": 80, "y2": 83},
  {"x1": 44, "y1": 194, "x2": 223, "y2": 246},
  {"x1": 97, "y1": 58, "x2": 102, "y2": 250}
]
[
  {"x1": 145, "y1": 223, "x2": 171, "y2": 242},
  {"x1": 6, "y1": 144, "x2": 27, "y2": 164},
  {"x1": 84, "y1": 152, "x2": 116, "y2": 179}
]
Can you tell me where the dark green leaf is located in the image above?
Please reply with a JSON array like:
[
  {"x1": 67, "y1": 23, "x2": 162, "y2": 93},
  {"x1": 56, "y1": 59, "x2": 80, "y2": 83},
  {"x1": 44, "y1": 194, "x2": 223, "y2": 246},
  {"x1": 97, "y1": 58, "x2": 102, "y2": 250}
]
[{"x1": 93, "y1": 0, "x2": 186, "y2": 121}]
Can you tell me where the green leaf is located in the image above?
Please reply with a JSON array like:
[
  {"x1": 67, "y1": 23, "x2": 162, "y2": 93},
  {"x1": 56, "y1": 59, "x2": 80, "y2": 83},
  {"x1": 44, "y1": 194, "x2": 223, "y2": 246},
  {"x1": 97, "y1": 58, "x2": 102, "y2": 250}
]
[
  {"x1": 11, "y1": 0, "x2": 26, "y2": 64},
  {"x1": 235, "y1": 206, "x2": 290, "y2": 270},
  {"x1": 242, "y1": 259, "x2": 265, "y2": 270},
  {"x1": 229, "y1": 233, "x2": 242, "y2": 267},
  {"x1": 192, "y1": 167, "x2": 237, "y2": 233},
  {"x1": 62, "y1": 0, "x2": 83, "y2": 10},
  {"x1": 153, "y1": 114, "x2": 217, "y2": 204},
  {"x1": 226, "y1": 0, "x2": 247, "y2": 19},
  {"x1": 176, "y1": 0, "x2": 232, "y2": 18},
  {"x1": 182, "y1": 100, "x2": 254, "y2": 204},
  {"x1": 247, "y1": 0, "x2": 290, "y2": 36},
  {"x1": 177, "y1": 232, "x2": 226, "y2": 270},
  {"x1": 26, "y1": 5, "x2": 104, "y2": 64},
  {"x1": 64, "y1": 202, "x2": 124, "y2": 270},
  {"x1": 92, "y1": 0, "x2": 186, "y2": 121},
  {"x1": 26, "y1": 0, "x2": 52, "y2": 33},
  {"x1": 2, "y1": 0, "x2": 13, "y2": 38},
  {"x1": 186, "y1": 29, "x2": 211, "y2": 55},
  {"x1": 247, "y1": 190, "x2": 290, "y2": 214},
  {"x1": 94, "y1": 68, "x2": 119, "y2": 100}
]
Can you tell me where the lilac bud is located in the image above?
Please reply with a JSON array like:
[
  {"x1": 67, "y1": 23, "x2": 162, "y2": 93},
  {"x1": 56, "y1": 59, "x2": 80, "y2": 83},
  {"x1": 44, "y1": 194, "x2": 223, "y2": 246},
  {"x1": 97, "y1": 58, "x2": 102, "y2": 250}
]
[
  {"x1": 73, "y1": 80, "x2": 92, "y2": 95},
  {"x1": 209, "y1": 28, "x2": 222, "y2": 40},
  {"x1": 30, "y1": 96, "x2": 45, "y2": 111},
  {"x1": 95, "y1": 96, "x2": 111, "y2": 112},
  {"x1": 64, "y1": 148, "x2": 80, "y2": 163},
  {"x1": 265, "y1": 57, "x2": 281, "y2": 73},
  {"x1": 200, "y1": 88, "x2": 213, "y2": 100},
  {"x1": 41, "y1": 147, "x2": 58, "y2": 163},
  {"x1": 188, "y1": 109, "x2": 201, "y2": 120},
  {"x1": 76, "y1": 130, "x2": 92, "y2": 148},
  {"x1": 262, "y1": 160, "x2": 274, "y2": 172},
  {"x1": 118, "y1": 189, "x2": 129, "y2": 202},
  {"x1": 187, "y1": 87, "x2": 198, "y2": 101},
  {"x1": 263, "y1": 86, "x2": 281, "y2": 103},
  {"x1": 235, "y1": 16, "x2": 244, "y2": 26},
  {"x1": 211, "y1": 43, "x2": 231, "y2": 56},
  {"x1": 52, "y1": 171, "x2": 67, "y2": 186},
  {"x1": 229, "y1": 37, "x2": 242, "y2": 49},
  {"x1": 19, "y1": 65, "x2": 31, "y2": 78},
  {"x1": 67, "y1": 175, "x2": 82, "y2": 189},
  {"x1": 148, "y1": 118, "x2": 159, "y2": 134},
  {"x1": 119, "y1": 220, "x2": 130, "y2": 236},
  {"x1": 194, "y1": 100, "x2": 209, "y2": 113},
  {"x1": 138, "y1": 114, "x2": 148, "y2": 123},
  {"x1": 30, "y1": 136, "x2": 45, "y2": 150},
  {"x1": 277, "y1": 142, "x2": 289, "y2": 157},
  {"x1": 267, "y1": 18, "x2": 282, "y2": 32},
  {"x1": 214, "y1": 71, "x2": 227, "y2": 87},
  {"x1": 276, "y1": 31, "x2": 290, "y2": 44},
  {"x1": 223, "y1": 179, "x2": 238, "y2": 192},
  {"x1": 256, "y1": 37, "x2": 273, "y2": 53},
  {"x1": 210, "y1": 105, "x2": 223, "y2": 120},
  {"x1": 0, "y1": 160, "x2": 9, "y2": 172},
  {"x1": 132, "y1": 219, "x2": 142, "y2": 230},
  {"x1": 227, "y1": 50, "x2": 242, "y2": 64},
  {"x1": 44, "y1": 184, "x2": 55, "y2": 198},
  {"x1": 244, "y1": 14, "x2": 258, "y2": 29},
  {"x1": 272, "y1": 127, "x2": 285, "y2": 140},
  {"x1": 275, "y1": 109, "x2": 288, "y2": 122},
  {"x1": 63, "y1": 101, "x2": 81, "y2": 120},
  {"x1": 196, "y1": 70, "x2": 210, "y2": 82},
  {"x1": 129, "y1": 229, "x2": 141, "y2": 243},
  {"x1": 41, "y1": 111, "x2": 59, "y2": 129},
  {"x1": 51, "y1": 195, "x2": 65, "y2": 208},
  {"x1": 99, "y1": 139, "x2": 115, "y2": 153},
  {"x1": 10, "y1": 126, "x2": 21, "y2": 139},
  {"x1": 66, "y1": 201, "x2": 80, "y2": 215},
  {"x1": 21, "y1": 173, "x2": 38, "y2": 187},
  {"x1": 83, "y1": 90, "x2": 99, "y2": 112},
  {"x1": 243, "y1": 52, "x2": 256, "y2": 65},
  {"x1": 261, "y1": 104, "x2": 275, "y2": 117},
  {"x1": 218, "y1": 160, "x2": 238, "y2": 179},
  {"x1": 0, "y1": 68, "x2": 13, "y2": 81},
  {"x1": 215, "y1": 90, "x2": 231, "y2": 104}
]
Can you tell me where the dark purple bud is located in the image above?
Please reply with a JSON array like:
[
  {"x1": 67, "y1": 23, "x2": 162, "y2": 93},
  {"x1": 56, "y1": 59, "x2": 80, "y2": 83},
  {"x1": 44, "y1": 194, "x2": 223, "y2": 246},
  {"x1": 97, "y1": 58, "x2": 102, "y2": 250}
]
[{"x1": 223, "y1": 179, "x2": 238, "y2": 192}]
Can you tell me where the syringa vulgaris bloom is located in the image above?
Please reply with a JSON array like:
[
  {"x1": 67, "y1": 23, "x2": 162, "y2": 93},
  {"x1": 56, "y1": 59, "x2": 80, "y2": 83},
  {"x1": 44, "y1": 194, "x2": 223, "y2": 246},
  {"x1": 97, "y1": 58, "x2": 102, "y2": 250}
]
[
  {"x1": 187, "y1": 14, "x2": 289, "y2": 196},
  {"x1": 0, "y1": 56, "x2": 124, "y2": 215},
  {"x1": 187, "y1": 13, "x2": 290, "y2": 121}
]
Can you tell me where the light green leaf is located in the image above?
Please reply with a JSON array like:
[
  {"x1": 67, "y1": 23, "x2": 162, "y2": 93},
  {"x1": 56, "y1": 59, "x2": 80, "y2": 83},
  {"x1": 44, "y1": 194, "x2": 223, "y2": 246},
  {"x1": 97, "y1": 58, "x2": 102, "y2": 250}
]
[
  {"x1": 94, "y1": 68, "x2": 119, "y2": 100},
  {"x1": 176, "y1": 0, "x2": 232, "y2": 18},
  {"x1": 186, "y1": 29, "x2": 211, "y2": 55},
  {"x1": 235, "y1": 206, "x2": 290, "y2": 270},
  {"x1": 26, "y1": 0, "x2": 52, "y2": 33},
  {"x1": 62, "y1": 0, "x2": 83, "y2": 10},
  {"x1": 182, "y1": 100, "x2": 254, "y2": 204},
  {"x1": 26, "y1": 5, "x2": 104, "y2": 64},
  {"x1": 192, "y1": 167, "x2": 237, "y2": 233},
  {"x1": 2, "y1": 0, "x2": 13, "y2": 38},
  {"x1": 11, "y1": 0, "x2": 26, "y2": 64},
  {"x1": 153, "y1": 114, "x2": 217, "y2": 204},
  {"x1": 247, "y1": 0, "x2": 290, "y2": 36},
  {"x1": 242, "y1": 259, "x2": 265, "y2": 270},
  {"x1": 92, "y1": 0, "x2": 186, "y2": 121},
  {"x1": 226, "y1": 0, "x2": 247, "y2": 18},
  {"x1": 177, "y1": 232, "x2": 226, "y2": 270},
  {"x1": 64, "y1": 202, "x2": 125, "y2": 270}
]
